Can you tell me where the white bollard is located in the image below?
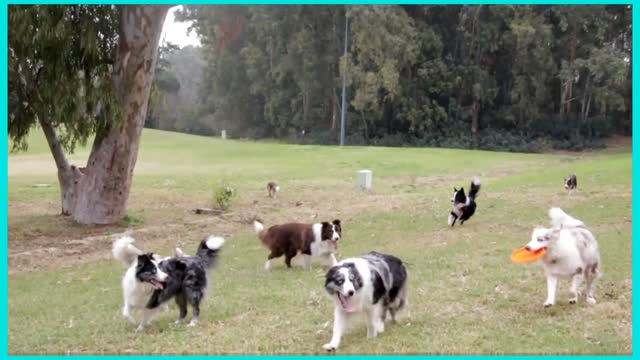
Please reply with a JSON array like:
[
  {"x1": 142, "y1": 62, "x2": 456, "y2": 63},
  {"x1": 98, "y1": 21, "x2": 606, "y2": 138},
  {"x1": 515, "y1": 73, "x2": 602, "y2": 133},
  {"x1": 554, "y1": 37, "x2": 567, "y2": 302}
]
[
  {"x1": 221, "y1": 130, "x2": 227, "y2": 139},
  {"x1": 356, "y1": 169, "x2": 372, "y2": 191}
]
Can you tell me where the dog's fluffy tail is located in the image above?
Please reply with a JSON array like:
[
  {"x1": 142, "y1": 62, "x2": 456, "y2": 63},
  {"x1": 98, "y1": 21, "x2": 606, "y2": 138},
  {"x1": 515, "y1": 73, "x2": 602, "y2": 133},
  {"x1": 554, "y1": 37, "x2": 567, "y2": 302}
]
[
  {"x1": 197, "y1": 235, "x2": 225, "y2": 268},
  {"x1": 468, "y1": 177, "x2": 481, "y2": 200},
  {"x1": 253, "y1": 220, "x2": 269, "y2": 245},
  {"x1": 549, "y1": 207, "x2": 584, "y2": 228},
  {"x1": 112, "y1": 235, "x2": 143, "y2": 267}
]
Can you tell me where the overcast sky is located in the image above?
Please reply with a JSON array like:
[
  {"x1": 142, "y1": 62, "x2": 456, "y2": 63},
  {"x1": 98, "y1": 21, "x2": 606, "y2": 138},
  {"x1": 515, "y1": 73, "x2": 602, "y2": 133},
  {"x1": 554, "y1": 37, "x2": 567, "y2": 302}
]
[{"x1": 160, "y1": 6, "x2": 201, "y2": 48}]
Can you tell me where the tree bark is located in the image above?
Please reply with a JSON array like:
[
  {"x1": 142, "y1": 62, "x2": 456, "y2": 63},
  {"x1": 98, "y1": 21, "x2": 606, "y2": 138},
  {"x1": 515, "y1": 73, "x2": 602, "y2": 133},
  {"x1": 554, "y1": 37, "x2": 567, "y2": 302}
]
[
  {"x1": 38, "y1": 114, "x2": 83, "y2": 216},
  {"x1": 70, "y1": 5, "x2": 169, "y2": 224}
]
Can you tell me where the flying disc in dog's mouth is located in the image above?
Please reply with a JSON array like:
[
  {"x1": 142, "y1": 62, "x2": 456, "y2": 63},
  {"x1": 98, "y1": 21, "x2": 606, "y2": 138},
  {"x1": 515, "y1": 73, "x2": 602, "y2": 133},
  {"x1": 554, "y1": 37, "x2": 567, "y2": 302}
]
[
  {"x1": 337, "y1": 293, "x2": 356, "y2": 313},
  {"x1": 149, "y1": 279, "x2": 164, "y2": 290},
  {"x1": 511, "y1": 247, "x2": 546, "y2": 263}
]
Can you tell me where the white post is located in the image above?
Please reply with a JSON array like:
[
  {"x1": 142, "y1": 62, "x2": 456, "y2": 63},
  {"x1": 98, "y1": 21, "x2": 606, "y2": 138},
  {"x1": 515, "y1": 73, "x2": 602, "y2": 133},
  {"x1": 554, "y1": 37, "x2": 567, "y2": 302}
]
[
  {"x1": 221, "y1": 130, "x2": 227, "y2": 139},
  {"x1": 356, "y1": 169, "x2": 372, "y2": 191}
]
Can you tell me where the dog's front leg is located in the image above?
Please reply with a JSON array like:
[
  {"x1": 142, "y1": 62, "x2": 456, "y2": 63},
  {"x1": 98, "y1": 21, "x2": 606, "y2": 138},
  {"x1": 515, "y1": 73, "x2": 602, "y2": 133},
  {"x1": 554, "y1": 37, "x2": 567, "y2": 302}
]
[
  {"x1": 122, "y1": 302, "x2": 136, "y2": 325},
  {"x1": 367, "y1": 304, "x2": 385, "y2": 337},
  {"x1": 544, "y1": 275, "x2": 558, "y2": 307},
  {"x1": 136, "y1": 309, "x2": 158, "y2": 332},
  {"x1": 303, "y1": 254, "x2": 312, "y2": 270},
  {"x1": 328, "y1": 253, "x2": 338, "y2": 267},
  {"x1": 323, "y1": 308, "x2": 347, "y2": 351},
  {"x1": 448, "y1": 212, "x2": 458, "y2": 227}
]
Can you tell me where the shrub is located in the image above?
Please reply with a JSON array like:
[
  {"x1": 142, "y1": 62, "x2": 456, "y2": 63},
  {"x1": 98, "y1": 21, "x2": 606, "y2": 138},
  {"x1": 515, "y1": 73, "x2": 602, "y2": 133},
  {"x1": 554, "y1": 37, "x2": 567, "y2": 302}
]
[{"x1": 212, "y1": 179, "x2": 236, "y2": 211}]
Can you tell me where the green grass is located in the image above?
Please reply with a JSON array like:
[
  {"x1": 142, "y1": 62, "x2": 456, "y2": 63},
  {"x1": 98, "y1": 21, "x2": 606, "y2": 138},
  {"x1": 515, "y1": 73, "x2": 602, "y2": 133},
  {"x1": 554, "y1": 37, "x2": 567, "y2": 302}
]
[{"x1": 8, "y1": 129, "x2": 632, "y2": 354}]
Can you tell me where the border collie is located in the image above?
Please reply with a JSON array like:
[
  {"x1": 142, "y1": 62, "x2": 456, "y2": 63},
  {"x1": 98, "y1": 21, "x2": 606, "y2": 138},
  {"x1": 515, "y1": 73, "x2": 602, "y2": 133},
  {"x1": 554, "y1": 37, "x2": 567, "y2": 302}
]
[
  {"x1": 524, "y1": 208, "x2": 601, "y2": 307},
  {"x1": 564, "y1": 174, "x2": 577, "y2": 194},
  {"x1": 322, "y1": 252, "x2": 408, "y2": 351},
  {"x1": 112, "y1": 236, "x2": 169, "y2": 331},
  {"x1": 253, "y1": 219, "x2": 341, "y2": 271},
  {"x1": 448, "y1": 177, "x2": 481, "y2": 226},
  {"x1": 112, "y1": 235, "x2": 224, "y2": 330},
  {"x1": 267, "y1": 181, "x2": 280, "y2": 198}
]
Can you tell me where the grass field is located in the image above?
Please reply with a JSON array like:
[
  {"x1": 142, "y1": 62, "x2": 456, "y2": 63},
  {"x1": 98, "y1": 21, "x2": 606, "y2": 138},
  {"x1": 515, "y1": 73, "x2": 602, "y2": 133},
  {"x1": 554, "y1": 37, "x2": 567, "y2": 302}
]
[{"x1": 8, "y1": 129, "x2": 632, "y2": 355}]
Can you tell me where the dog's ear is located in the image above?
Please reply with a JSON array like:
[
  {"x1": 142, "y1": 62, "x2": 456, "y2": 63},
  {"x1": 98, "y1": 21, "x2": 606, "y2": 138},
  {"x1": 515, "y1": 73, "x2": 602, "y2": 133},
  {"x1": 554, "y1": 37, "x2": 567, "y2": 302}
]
[
  {"x1": 332, "y1": 219, "x2": 341, "y2": 226},
  {"x1": 453, "y1": 187, "x2": 457, "y2": 192},
  {"x1": 137, "y1": 253, "x2": 151, "y2": 263},
  {"x1": 175, "y1": 260, "x2": 187, "y2": 270}
]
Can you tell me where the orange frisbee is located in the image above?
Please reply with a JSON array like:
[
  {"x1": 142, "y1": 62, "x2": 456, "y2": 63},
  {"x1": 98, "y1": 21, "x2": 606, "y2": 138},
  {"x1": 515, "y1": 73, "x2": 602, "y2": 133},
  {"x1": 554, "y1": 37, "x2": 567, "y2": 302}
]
[{"x1": 511, "y1": 247, "x2": 546, "y2": 263}]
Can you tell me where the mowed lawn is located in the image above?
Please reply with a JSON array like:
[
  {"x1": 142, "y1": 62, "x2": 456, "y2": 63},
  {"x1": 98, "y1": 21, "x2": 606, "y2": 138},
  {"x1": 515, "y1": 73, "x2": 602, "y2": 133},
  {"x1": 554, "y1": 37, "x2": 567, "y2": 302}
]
[{"x1": 8, "y1": 129, "x2": 632, "y2": 355}]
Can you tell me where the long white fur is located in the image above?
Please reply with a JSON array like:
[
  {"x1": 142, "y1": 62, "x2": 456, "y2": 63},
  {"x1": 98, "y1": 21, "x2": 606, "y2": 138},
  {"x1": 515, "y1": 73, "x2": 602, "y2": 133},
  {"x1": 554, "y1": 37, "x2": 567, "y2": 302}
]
[
  {"x1": 323, "y1": 257, "x2": 383, "y2": 351},
  {"x1": 524, "y1": 207, "x2": 601, "y2": 307},
  {"x1": 205, "y1": 236, "x2": 225, "y2": 250},
  {"x1": 310, "y1": 223, "x2": 339, "y2": 267},
  {"x1": 112, "y1": 236, "x2": 168, "y2": 331}
]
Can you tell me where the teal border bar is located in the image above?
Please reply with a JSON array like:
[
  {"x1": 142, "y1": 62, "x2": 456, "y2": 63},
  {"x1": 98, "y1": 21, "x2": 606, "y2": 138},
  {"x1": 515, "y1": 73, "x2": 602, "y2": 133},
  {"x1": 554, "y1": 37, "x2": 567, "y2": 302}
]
[{"x1": 2, "y1": 2, "x2": 635, "y2": 359}]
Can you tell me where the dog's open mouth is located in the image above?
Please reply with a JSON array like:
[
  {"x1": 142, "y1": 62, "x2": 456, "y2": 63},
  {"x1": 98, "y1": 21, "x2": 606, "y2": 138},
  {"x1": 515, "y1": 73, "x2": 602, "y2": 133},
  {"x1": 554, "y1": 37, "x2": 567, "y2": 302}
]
[
  {"x1": 337, "y1": 293, "x2": 355, "y2": 313},
  {"x1": 149, "y1": 279, "x2": 164, "y2": 290}
]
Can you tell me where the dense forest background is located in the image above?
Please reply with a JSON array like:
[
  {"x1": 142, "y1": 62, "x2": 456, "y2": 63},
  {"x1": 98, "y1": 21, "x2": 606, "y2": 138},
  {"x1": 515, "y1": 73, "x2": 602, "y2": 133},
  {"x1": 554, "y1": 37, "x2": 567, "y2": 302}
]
[{"x1": 147, "y1": 5, "x2": 632, "y2": 152}]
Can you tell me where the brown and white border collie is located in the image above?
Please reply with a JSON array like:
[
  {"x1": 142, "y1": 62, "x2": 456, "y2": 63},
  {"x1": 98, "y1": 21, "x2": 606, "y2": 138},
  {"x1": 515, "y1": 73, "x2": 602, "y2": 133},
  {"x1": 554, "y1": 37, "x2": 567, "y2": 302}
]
[
  {"x1": 267, "y1": 181, "x2": 280, "y2": 198},
  {"x1": 253, "y1": 219, "x2": 342, "y2": 271}
]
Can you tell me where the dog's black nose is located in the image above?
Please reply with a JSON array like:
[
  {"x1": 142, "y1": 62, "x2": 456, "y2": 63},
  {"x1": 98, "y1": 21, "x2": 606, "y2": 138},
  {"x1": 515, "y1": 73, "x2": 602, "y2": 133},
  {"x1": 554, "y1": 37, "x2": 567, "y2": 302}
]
[{"x1": 347, "y1": 290, "x2": 354, "y2": 297}]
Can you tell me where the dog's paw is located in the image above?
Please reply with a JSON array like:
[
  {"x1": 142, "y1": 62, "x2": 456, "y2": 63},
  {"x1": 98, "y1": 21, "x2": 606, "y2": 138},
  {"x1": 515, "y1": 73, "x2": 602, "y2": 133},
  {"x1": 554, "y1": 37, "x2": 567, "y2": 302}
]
[
  {"x1": 586, "y1": 297, "x2": 597, "y2": 305},
  {"x1": 187, "y1": 320, "x2": 199, "y2": 327},
  {"x1": 135, "y1": 325, "x2": 145, "y2": 332},
  {"x1": 543, "y1": 302, "x2": 554, "y2": 308},
  {"x1": 322, "y1": 343, "x2": 336, "y2": 352}
]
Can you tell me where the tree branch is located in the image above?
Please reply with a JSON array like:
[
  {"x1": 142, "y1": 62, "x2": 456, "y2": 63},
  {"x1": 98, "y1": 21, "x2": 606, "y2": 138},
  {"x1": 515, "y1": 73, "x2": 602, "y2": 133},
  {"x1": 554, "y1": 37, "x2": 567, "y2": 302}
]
[{"x1": 38, "y1": 114, "x2": 70, "y2": 171}]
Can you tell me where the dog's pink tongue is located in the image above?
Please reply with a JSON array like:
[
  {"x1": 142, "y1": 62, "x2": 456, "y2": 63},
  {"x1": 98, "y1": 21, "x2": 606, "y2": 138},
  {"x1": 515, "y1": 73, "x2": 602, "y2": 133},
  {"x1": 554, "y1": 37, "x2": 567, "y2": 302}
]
[
  {"x1": 339, "y1": 294, "x2": 356, "y2": 313},
  {"x1": 150, "y1": 279, "x2": 164, "y2": 290}
]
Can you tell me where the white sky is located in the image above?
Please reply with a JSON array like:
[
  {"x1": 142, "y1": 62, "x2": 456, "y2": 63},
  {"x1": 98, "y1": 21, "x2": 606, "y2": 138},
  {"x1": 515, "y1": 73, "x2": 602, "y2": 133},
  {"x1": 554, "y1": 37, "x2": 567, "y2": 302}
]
[{"x1": 160, "y1": 6, "x2": 201, "y2": 48}]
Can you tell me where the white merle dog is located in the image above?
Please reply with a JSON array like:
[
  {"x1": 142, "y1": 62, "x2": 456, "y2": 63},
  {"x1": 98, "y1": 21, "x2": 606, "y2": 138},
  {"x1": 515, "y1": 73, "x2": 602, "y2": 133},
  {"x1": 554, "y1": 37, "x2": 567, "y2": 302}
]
[
  {"x1": 524, "y1": 208, "x2": 601, "y2": 307},
  {"x1": 322, "y1": 251, "x2": 408, "y2": 351}
]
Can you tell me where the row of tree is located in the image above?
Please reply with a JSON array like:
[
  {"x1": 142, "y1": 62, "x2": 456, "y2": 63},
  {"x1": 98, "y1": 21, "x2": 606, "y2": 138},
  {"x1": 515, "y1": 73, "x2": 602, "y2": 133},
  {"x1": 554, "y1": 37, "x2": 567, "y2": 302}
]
[{"x1": 168, "y1": 5, "x2": 631, "y2": 151}]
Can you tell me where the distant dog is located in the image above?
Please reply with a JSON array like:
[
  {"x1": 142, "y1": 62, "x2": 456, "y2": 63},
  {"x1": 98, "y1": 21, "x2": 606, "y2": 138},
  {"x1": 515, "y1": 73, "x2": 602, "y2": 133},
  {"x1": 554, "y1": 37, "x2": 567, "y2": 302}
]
[
  {"x1": 112, "y1": 235, "x2": 224, "y2": 330},
  {"x1": 322, "y1": 252, "x2": 408, "y2": 351},
  {"x1": 564, "y1": 174, "x2": 577, "y2": 194},
  {"x1": 448, "y1": 177, "x2": 481, "y2": 226},
  {"x1": 524, "y1": 208, "x2": 601, "y2": 307},
  {"x1": 253, "y1": 219, "x2": 341, "y2": 270},
  {"x1": 267, "y1": 182, "x2": 280, "y2": 198}
]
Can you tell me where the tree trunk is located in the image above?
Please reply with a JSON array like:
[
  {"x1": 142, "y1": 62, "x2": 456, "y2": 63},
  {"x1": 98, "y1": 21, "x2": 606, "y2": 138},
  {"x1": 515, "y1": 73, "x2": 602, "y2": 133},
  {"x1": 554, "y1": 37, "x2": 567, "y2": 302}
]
[
  {"x1": 69, "y1": 6, "x2": 169, "y2": 224},
  {"x1": 38, "y1": 114, "x2": 83, "y2": 216},
  {"x1": 471, "y1": 99, "x2": 479, "y2": 134}
]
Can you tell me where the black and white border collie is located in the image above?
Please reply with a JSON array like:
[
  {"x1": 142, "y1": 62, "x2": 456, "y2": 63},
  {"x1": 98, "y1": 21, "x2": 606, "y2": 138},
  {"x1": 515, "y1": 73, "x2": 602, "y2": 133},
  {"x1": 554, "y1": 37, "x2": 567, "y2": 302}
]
[
  {"x1": 253, "y1": 219, "x2": 341, "y2": 270},
  {"x1": 112, "y1": 235, "x2": 224, "y2": 330},
  {"x1": 322, "y1": 252, "x2": 408, "y2": 351},
  {"x1": 564, "y1": 174, "x2": 577, "y2": 194},
  {"x1": 448, "y1": 177, "x2": 481, "y2": 226}
]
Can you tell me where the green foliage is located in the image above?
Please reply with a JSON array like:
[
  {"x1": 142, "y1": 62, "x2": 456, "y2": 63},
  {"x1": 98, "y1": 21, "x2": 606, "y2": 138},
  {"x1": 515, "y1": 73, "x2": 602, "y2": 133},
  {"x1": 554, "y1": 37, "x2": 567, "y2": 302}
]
[
  {"x1": 211, "y1": 179, "x2": 236, "y2": 211},
  {"x1": 8, "y1": 5, "x2": 120, "y2": 153},
  {"x1": 170, "y1": 5, "x2": 630, "y2": 151}
]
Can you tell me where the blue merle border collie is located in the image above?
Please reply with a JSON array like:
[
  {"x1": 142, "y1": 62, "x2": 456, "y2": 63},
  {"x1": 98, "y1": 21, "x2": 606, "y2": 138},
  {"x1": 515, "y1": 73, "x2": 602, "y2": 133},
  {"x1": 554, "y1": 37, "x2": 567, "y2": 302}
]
[
  {"x1": 322, "y1": 251, "x2": 408, "y2": 351},
  {"x1": 448, "y1": 177, "x2": 481, "y2": 227},
  {"x1": 112, "y1": 235, "x2": 224, "y2": 331}
]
